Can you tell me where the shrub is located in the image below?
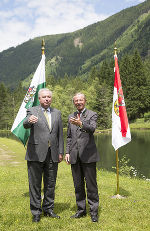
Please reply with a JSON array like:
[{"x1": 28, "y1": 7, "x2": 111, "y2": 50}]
[{"x1": 144, "y1": 111, "x2": 150, "y2": 122}]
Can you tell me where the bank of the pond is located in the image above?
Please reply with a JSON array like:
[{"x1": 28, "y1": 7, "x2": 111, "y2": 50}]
[
  {"x1": 95, "y1": 119, "x2": 150, "y2": 132},
  {"x1": 1, "y1": 118, "x2": 150, "y2": 134},
  {"x1": 0, "y1": 138, "x2": 150, "y2": 231}
]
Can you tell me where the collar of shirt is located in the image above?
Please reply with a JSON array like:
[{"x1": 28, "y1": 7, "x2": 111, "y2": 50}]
[
  {"x1": 41, "y1": 107, "x2": 51, "y2": 113},
  {"x1": 77, "y1": 108, "x2": 86, "y2": 116}
]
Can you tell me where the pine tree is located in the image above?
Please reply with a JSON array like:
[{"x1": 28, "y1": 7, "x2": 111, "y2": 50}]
[
  {"x1": 120, "y1": 54, "x2": 133, "y2": 99},
  {"x1": 99, "y1": 60, "x2": 114, "y2": 88},
  {"x1": 123, "y1": 50, "x2": 150, "y2": 119},
  {"x1": 93, "y1": 80, "x2": 111, "y2": 129}
]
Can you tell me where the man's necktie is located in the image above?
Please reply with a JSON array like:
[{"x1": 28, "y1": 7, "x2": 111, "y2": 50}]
[{"x1": 44, "y1": 109, "x2": 51, "y2": 129}]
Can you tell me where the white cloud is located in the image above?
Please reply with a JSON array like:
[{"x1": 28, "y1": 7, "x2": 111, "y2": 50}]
[
  {"x1": 0, "y1": 0, "x2": 144, "y2": 52},
  {"x1": 0, "y1": 0, "x2": 108, "y2": 52}
]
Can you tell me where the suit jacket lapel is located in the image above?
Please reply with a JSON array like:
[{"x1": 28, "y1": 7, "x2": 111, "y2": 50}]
[
  {"x1": 50, "y1": 108, "x2": 55, "y2": 133},
  {"x1": 35, "y1": 106, "x2": 43, "y2": 120},
  {"x1": 73, "y1": 110, "x2": 87, "y2": 131},
  {"x1": 81, "y1": 109, "x2": 87, "y2": 122},
  {"x1": 73, "y1": 111, "x2": 78, "y2": 131},
  {"x1": 74, "y1": 111, "x2": 78, "y2": 118}
]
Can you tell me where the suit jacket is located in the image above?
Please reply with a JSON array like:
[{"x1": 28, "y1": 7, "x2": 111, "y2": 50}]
[
  {"x1": 66, "y1": 109, "x2": 100, "y2": 164},
  {"x1": 23, "y1": 105, "x2": 64, "y2": 162}
]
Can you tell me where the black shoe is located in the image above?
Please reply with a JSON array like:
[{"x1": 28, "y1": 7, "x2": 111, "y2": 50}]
[
  {"x1": 70, "y1": 211, "x2": 86, "y2": 219},
  {"x1": 44, "y1": 211, "x2": 60, "y2": 219},
  {"x1": 32, "y1": 215, "x2": 40, "y2": 223},
  {"x1": 91, "y1": 215, "x2": 98, "y2": 222}
]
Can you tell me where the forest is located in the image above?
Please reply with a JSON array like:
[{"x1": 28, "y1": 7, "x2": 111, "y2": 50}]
[{"x1": 0, "y1": 50, "x2": 150, "y2": 131}]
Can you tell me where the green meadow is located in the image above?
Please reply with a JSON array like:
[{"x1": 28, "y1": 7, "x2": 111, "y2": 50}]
[{"x1": 0, "y1": 137, "x2": 150, "y2": 231}]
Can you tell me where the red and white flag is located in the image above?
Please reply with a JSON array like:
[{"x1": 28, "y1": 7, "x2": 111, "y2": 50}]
[{"x1": 112, "y1": 55, "x2": 131, "y2": 151}]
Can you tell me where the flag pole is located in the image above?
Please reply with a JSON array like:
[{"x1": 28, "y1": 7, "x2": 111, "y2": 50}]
[
  {"x1": 112, "y1": 43, "x2": 125, "y2": 199},
  {"x1": 114, "y1": 44, "x2": 120, "y2": 195},
  {"x1": 112, "y1": 149, "x2": 124, "y2": 198},
  {"x1": 116, "y1": 149, "x2": 119, "y2": 195},
  {"x1": 114, "y1": 42, "x2": 117, "y2": 57},
  {"x1": 41, "y1": 39, "x2": 45, "y2": 55}
]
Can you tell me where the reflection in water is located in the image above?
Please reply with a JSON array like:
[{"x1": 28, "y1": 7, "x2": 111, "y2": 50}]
[
  {"x1": 0, "y1": 130, "x2": 150, "y2": 179},
  {"x1": 95, "y1": 130, "x2": 150, "y2": 179}
]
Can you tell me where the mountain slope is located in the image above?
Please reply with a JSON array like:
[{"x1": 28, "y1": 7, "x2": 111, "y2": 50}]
[{"x1": 0, "y1": 0, "x2": 150, "y2": 88}]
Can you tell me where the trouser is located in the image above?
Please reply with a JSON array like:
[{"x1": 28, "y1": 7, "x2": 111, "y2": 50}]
[
  {"x1": 71, "y1": 160, "x2": 99, "y2": 216},
  {"x1": 27, "y1": 149, "x2": 58, "y2": 216}
]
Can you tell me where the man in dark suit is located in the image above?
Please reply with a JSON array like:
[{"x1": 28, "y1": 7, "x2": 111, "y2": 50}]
[
  {"x1": 65, "y1": 93, "x2": 100, "y2": 222},
  {"x1": 23, "y1": 88, "x2": 64, "y2": 222}
]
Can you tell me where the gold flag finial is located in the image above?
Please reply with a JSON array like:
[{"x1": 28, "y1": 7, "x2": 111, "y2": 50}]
[
  {"x1": 41, "y1": 39, "x2": 45, "y2": 55},
  {"x1": 114, "y1": 41, "x2": 117, "y2": 56}
]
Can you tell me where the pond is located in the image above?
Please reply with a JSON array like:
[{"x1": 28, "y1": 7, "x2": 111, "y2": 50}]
[
  {"x1": 95, "y1": 130, "x2": 150, "y2": 179},
  {"x1": 0, "y1": 129, "x2": 150, "y2": 179}
]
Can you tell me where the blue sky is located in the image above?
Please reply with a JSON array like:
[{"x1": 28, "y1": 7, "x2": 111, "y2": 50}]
[{"x1": 0, "y1": 0, "x2": 145, "y2": 52}]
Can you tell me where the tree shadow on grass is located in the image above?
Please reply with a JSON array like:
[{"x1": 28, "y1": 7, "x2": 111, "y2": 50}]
[
  {"x1": 113, "y1": 187, "x2": 131, "y2": 197},
  {"x1": 54, "y1": 202, "x2": 71, "y2": 213},
  {"x1": 22, "y1": 192, "x2": 70, "y2": 213},
  {"x1": 70, "y1": 203, "x2": 102, "y2": 216}
]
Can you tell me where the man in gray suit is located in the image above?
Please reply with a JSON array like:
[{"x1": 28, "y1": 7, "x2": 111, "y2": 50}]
[
  {"x1": 23, "y1": 88, "x2": 64, "y2": 222},
  {"x1": 65, "y1": 93, "x2": 100, "y2": 222}
]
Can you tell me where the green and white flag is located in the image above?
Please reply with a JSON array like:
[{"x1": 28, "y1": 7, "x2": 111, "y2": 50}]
[{"x1": 11, "y1": 54, "x2": 46, "y2": 146}]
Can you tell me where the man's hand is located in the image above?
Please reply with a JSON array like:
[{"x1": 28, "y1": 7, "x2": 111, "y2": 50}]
[
  {"x1": 28, "y1": 115, "x2": 38, "y2": 124},
  {"x1": 65, "y1": 154, "x2": 70, "y2": 164},
  {"x1": 59, "y1": 154, "x2": 63, "y2": 163},
  {"x1": 69, "y1": 114, "x2": 82, "y2": 127}
]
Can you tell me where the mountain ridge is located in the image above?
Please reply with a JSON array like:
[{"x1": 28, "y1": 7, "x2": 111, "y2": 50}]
[{"x1": 0, "y1": 0, "x2": 150, "y2": 88}]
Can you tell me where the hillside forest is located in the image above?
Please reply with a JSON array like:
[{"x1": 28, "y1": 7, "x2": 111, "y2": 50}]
[
  {"x1": 1, "y1": 0, "x2": 150, "y2": 89},
  {"x1": 0, "y1": 49, "x2": 150, "y2": 131}
]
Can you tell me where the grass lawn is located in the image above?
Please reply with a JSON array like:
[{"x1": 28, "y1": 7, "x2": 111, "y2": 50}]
[{"x1": 0, "y1": 137, "x2": 150, "y2": 231}]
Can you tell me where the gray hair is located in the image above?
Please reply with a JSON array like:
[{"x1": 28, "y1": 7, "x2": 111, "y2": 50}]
[
  {"x1": 73, "y1": 92, "x2": 86, "y2": 101},
  {"x1": 38, "y1": 88, "x2": 52, "y2": 98}
]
